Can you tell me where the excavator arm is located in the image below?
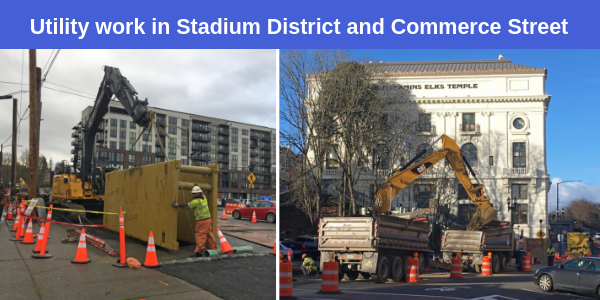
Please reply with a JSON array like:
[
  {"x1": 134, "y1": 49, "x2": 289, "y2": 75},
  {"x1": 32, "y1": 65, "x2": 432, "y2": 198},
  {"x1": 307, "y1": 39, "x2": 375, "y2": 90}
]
[
  {"x1": 374, "y1": 134, "x2": 497, "y2": 231},
  {"x1": 78, "y1": 66, "x2": 152, "y2": 189}
]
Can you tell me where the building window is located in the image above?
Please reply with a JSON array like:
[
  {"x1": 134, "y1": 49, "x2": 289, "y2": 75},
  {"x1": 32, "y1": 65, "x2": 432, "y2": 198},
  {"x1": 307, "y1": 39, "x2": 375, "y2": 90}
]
[
  {"x1": 210, "y1": 153, "x2": 216, "y2": 161},
  {"x1": 230, "y1": 163, "x2": 237, "y2": 170},
  {"x1": 242, "y1": 138, "x2": 248, "y2": 145},
  {"x1": 129, "y1": 143, "x2": 136, "y2": 151},
  {"x1": 211, "y1": 125, "x2": 216, "y2": 132},
  {"x1": 128, "y1": 154, "x2": 136, "y2": 162},
  {"x1": 242, "y1": 147, "x2": 248, "y2": 154},
  {"x1": 511, "y1": 184, "x2": 528, "y2": 200},
  {"x1": 143, "y1": 145, "x2": 152, "y2": 153},
  {"x1": 211, "y1": 144, "x2": 216, "y2": 151},
  {"x1": 119, "y1": 142, "x2": 126, "y2": 150},
  {"x1": 169, "y1": 117, "x2": 177, "y2": 125},
  {"x1": 232, "y1": 136, "x2": 238, "y2": 143},
  {"x1": 513, "y1": 142, "x2": 526, "y2": 168},
  {"x1": 181, "y1": 139, "x2": 187, "y2": 147},
  {"x1": 272, "y1": 167, "x2": 276, "y2": 173},
  {"x1": 232, "y1": 127, "x2": 238, "y2": 134},
  {"x1": 513, "y1": 118, "x2": 525, "y2": 130},
  {"x1": 143, "y1": 134, "x2": 152, "y2": 142},
  {"x1": 231, "y1": 182, "x2": 238, "y2": 189},
  {"x1": 232, "y1": 154, "x2": 238, "y2": 161},
  {"x1": 168, "y1": 138, "x2": 177, "y2": 145},
  {"x1": 461, "y1": 143, "x2": 477, "y2": 167},
  {"x1": 418, "y1": 113, "x2": 431, "y2": 132},
  {"x1": 130, "y1": 121, "x2": 136, "y2": 129},
  {"x1": 489, "y1": 156, "x2": 494, "y2": 166},
  {"x1": 242, "y1": 182, "x2": 248, "y2": 189},
  {"x1": 181, "y1": 149, "x2": 187, "y2": 155},
  {"x1": 142, "y1": 155, "x2": 151, "y2": 164},
  {"x1": 182, "y1": 119, "x2": 189, "y2": 127},
  {"x1": 462, "y1": 113, "x2": 475, "y2": 131},
  {"x1": 211, "y1": 135, "x2": 216, "y2": 142},
  {"x1": 231, "y1": 173, "x2": 238, "y2": 180},
  {"x1": 242, "y1": 156, "x2": 248, "y2": 162},
  {"x1": 181, "y1": 129, "x2": 188, "y2": 136},
  {"x1": 128, "y1": 165, "x2": 134, "y2": 169},
  {"x1": 110, "y1": 118, "x2": 117, "y2": 127},
  {"x1": 242, "y1": 129, "x2": 248, "y2": 136},
  {"x1": 511, "y1": 204, "x2": 529, "y2": 224},
  {"x1": 129, "y1": 132, "x2": 136, "y2": 140},
  {"x1": 416, "y1": 143, "x2": 432, "y2": 160},
  {"x1": 155, "y1": 157, "x2": 164, "y2": 163},
  {"x1": 181, "y1": 159, "x2": 187, "y2": 165},
  {"x1": 110, "y1": 130, "x2": 117, "y2": 137},
  {"x1": 120, "y1": 131, "x2": 126, "y2": 139},
  {"x1": 168, "y1": 127, "x2": 177, "y2": 135},
  {"x1": 168, "y1": 148, "x2": 176, "y2": 155}
]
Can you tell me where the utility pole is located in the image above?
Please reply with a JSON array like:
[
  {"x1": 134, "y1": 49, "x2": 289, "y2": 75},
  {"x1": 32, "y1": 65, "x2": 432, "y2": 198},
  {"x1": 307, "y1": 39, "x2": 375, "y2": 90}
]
[
  {"x1": 12, "y1": 98, "x2": 17, "y2": 198},
  {"x1": 28, "y1": 49, "x2": 40, "y2": 199}
]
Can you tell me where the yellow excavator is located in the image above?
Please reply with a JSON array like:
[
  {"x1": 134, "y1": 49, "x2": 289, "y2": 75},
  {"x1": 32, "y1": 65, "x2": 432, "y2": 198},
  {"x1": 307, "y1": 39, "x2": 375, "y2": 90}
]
[{"x1": 374, "y1": 134, "x2": 497, "y2": 231}]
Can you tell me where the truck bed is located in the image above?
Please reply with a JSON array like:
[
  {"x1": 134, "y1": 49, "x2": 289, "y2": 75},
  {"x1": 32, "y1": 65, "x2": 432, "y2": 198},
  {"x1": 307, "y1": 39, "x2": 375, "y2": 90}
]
[
  {"x1": 319, "y1": 215, "x2": 429, "y2": 252},
  {"x1": 442, "y1": 226, "x2": 514, "y2": 254}
]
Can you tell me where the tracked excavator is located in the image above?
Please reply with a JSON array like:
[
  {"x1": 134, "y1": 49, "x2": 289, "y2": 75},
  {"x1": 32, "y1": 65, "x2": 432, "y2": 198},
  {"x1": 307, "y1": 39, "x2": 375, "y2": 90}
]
[{"x1": 50, "y1": 66, "x2": 151, "y2": 220}]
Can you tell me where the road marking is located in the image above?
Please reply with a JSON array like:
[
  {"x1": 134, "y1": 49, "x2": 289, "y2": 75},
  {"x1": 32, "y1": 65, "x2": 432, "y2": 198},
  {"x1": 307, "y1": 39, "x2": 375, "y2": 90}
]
[
  {"x1": 467, "y1": 296, "x2": 519, "y2": 300},
  {"x1": 520, "y1": 288, "x2": 551, "y2": 295},
  {"x1": 426, "y1": 286, "x2": 471, "y2": 292},
  {"x1": 294, "y1": 288, "x2": 466, "y2": 299}
]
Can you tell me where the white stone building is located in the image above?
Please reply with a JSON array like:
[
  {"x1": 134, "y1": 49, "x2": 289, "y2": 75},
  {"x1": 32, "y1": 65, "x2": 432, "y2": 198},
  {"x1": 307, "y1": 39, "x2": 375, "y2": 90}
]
[{"x1": 320, "y1": 56, "x2": 551, "y2": 238}]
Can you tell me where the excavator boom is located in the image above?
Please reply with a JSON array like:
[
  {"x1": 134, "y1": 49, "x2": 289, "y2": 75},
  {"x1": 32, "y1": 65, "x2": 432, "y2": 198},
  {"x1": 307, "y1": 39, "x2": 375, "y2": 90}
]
[{"x1": 375, "y1": 134, "x2": 497, "y2": 231}]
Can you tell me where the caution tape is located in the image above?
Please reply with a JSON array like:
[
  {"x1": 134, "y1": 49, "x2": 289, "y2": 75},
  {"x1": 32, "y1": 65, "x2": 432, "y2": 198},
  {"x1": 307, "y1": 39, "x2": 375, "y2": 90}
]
[
  {"x1": 24, "y1": 201, "x2": 125, "y2": 215},
  {"x1": 19, "y1": 214, "x2": 119, "y2": 227}
]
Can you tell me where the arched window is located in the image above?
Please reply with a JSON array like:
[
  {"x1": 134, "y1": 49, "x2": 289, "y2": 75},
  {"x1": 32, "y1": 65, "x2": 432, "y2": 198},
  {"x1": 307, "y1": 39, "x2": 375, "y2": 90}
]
[{"x1": 461, "y1": 143, "x2": 477, "y2": 167}]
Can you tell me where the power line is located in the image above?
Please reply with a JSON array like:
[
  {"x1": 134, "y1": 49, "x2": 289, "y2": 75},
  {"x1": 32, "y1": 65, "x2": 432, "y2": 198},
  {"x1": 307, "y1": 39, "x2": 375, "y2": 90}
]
[
  {"x1": 45, "y1": 81, "x2": 95, "y2": 97},
  {"x1": 42, "y1": 49, "x2": 56, "y2": 74},
  {"x1": 0, "y1": 80, "x2": 24, "y2": 85},
  {"x1": 43, "y1": 86, "x2": 95, "y2": 100},
  {"x1": 41, "y1": 49, "x2": 60, "y2": 84}
]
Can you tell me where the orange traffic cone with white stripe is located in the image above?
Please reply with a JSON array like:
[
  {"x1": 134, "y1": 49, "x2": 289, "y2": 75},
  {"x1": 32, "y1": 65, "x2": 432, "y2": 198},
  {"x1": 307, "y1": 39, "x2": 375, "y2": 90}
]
[
  {"x1": 217, "y1": 228, "x2": 236, "y2": 254},
  {"x1": 222, "y1": 209, "x2": 227, "y2": 220},
  {"x1": 6, "y1": 203, "x2": 13, "y2": 220},
  {"x1": 10, "y1": 216, "x2": 26, "y2": 241},
  {"x1": 20, "y1": 219, "x2": 35, "y2": 244},
  {"x1": 33, "y1": 223, "x2": 47, "y2": 253},
  {"x1": 271, "y1": 241, "x2": 276, "y2": 255},
  {"x1": 143, "y1": 231, "x2": 161, "y2": 268},
  {"x1": 251, "y1": 210, "x2": 257, "y2": 223},
  {"x1": 71, "y1": 228, "x2": 91, "y2": 264},
  {"x1": 11, "y1": 207, "x2": 20, "y2": 232}
]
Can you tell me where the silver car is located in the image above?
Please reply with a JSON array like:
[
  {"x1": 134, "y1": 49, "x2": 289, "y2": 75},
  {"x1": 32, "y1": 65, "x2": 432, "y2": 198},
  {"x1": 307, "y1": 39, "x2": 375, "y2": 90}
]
[{"x1": 535, "y1": 257, "x2": 600, "y2": 298}]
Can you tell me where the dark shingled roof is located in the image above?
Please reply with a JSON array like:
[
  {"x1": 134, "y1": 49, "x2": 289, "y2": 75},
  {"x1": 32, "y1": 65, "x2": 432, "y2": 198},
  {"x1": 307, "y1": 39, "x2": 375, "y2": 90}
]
[{"x1": 363, "y1": 59, "x2": 545, "y2": 75}]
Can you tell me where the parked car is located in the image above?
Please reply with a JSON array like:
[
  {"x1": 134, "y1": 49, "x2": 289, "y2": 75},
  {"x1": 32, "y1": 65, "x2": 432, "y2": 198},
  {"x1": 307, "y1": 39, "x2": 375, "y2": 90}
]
[
  {"x1": 217, "y1": 198, "x2": 223, "y2": 206},
  {"x1": 232, "y1": 200, "x2": 276, "y2": 223},
  {"x1": 535, "y1": 256, "x2": 600, "y2": 297},
  {"x1": 280, "y1": 242, "x2": 294, "y2": 260},
  {"x1": 296, "y1": 235, "x2": 319, "y2": 259}
]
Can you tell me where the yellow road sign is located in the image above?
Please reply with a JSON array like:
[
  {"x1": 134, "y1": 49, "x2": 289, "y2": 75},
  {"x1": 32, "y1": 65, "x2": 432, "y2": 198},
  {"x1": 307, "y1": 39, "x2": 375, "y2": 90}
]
[
  {"x1": 537, "y1": 230, "x2": 546, "y2": 238},
  {"x1": 247, "y1": 173, "x2": 256, "y2": 183},
  {"x1": 249, "y1": 183, "x2": 254, "y2": 189}
]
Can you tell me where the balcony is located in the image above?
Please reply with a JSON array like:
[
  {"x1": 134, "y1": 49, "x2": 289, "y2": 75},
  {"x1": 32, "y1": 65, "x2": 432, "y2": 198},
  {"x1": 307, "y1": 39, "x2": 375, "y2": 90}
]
[
  {"x1": 417, "y1": 124, "x2": 436, "y2": 136},
  {"x1": 261, "y1": 161, "x2": 271, "y2": 167},
  {"x1": 250, "y1": 135, "x2": 258, "y2": 140},
  {"x1": 250, "y1": 152, "x2": 258, "y2": 157},
  {"x1": 250, "y1": 143, "x2": 258, "y2": 148},
  {"x1": 459, "y1": 123, "x2": 480, "y2": 135},
  {"x1": 70, "y1": 149, "x2": 76, "y2": 154},
  {"x1": 218, "y1": 157, "x2": 229, "y2": 163},
  {"x1": 96, "y1": 136, "x2": 104, "y2": 143},
  {"x1": 503, "y1": 168, "x2": 531, "y2": 178},
  {"x1": 71, "y1": 140, "x2": 78, "y2": 146},
  {"x1": 218, "y1": 130, "x2": 230, "y2": 136},
  {"x1": 192, "y1": 135, "x2": 210, "y2": 142},
  {"x1": 260, "y1": 136, "x2": 271, "y2": 142},
  {"x1": 218, "y1": 149, "x2": 229, "y2": 154},
  {"x1": 260, "y1": 153, "x2": 271, "y2": 159},
  {"x1": 192, "y1": 145, "x2": 209, "y2": 152},
  {"x1": 218, "y1": 140, "x2": 229, "y2": 145},
  {"x1": 155, "y1": 151, "x2": 165, "y2": 157},
  {"x1": 192, "y1": 126, "x2": 211, "y2": 133},
  {"x1": 260, "y1": 145, "x2": 270, "y2": 150},
  {"x1": 71, "y1": 131, "x2": 79, "y2": 138}
]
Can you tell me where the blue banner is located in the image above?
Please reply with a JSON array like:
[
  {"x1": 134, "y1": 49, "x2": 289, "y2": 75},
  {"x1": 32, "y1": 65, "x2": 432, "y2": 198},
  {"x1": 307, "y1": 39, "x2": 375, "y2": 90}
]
[{"x1": 1, "y1": 0, "x2": 598, "y2": 49}]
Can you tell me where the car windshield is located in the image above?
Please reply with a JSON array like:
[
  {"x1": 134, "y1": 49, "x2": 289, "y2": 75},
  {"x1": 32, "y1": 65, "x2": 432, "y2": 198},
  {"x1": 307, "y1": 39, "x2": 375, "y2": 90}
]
[{"x1": 563, "y1": 259, "x2": 585, "y2": 270}]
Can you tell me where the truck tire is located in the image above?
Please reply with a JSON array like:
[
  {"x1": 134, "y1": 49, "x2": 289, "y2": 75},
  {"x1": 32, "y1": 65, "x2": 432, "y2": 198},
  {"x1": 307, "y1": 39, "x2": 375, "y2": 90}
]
[
  {"x1": 474, "y1": 264, "x2": 482, "y2": 273},
  {"x1": 492, "y1": 254, "x2": 501, "y2": 274},
  {"x1": 418, "y1": 253, "x2": 426, "y2": 275},
  {"x1": 338, "y1": 264, "x2": 345, "y2": 282},
  {"x1": 360, "y1": 272, "x2": 371, "y2": 280},
  {"x1": 372, "y1": 256, "x2": 390, "y2": 284},
  {"x1": 401, "y1": 255, "x2": 411, "y2": 281},
  {"x1": 390, "y1": 256, "x2": 404, "y2": 282},
  {"x1": 500, "y1": 254, "x2": 508, "y2": 271}
]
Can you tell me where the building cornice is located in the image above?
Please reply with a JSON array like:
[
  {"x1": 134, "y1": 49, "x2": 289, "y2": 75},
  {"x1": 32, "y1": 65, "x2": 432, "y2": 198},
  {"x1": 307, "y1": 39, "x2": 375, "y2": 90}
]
[
  {"x1": 400, "y1": 95, "x2": 551, "y2": 104},
  {"x1": 370, "y1": 68, "x2": 546, "y2": 77}
]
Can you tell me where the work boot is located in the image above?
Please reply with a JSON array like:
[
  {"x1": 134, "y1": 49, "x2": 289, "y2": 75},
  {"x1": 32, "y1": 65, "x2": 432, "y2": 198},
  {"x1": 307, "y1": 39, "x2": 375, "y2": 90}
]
[{"x1": 189, "y1": 252, "x2": 202, "y2": 257}]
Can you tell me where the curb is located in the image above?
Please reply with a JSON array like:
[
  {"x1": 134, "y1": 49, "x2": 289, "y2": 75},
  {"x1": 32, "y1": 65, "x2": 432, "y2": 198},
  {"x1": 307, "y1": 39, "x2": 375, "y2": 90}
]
[{"x1": 161, "y1": 252, "x2": 272, "y2": 265}]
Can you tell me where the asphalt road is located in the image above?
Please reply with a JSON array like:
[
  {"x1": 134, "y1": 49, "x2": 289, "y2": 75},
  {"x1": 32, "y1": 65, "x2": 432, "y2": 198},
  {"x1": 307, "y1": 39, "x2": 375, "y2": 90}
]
[{"x1": 289, "y1": 265, "x2": 598, "y2": 300}]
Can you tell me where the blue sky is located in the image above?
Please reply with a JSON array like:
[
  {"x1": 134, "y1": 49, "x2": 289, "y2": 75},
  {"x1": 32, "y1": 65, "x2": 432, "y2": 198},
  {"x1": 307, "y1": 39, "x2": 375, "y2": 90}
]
[{"x1": 282, "y1": 49, "x2": 600, "y2": 208}]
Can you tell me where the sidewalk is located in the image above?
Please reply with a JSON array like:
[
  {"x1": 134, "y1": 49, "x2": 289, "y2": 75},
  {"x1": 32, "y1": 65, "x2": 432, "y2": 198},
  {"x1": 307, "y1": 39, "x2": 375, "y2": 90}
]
[{"x1": 0, "y1": 216, "x2": 221, "y2": 300}]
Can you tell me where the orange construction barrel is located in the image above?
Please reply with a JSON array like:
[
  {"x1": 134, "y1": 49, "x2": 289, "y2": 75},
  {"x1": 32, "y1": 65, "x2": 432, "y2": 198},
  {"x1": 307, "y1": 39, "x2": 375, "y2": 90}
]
[
  {"x1": 522, "y1": 254, "x2": 531, "y2": 272},
  {"x1": 318, "y1": 261, "x2": 342, "y2": 294},
  {"x1": 407, "y1": 253, "x2": 420, "y2": 283},
  {"x1": 280, "y1": 260, "x2": 297, "y2": 299},
  {"x1": 481, "y1": 253, "x2": 492, "y2": 276}
]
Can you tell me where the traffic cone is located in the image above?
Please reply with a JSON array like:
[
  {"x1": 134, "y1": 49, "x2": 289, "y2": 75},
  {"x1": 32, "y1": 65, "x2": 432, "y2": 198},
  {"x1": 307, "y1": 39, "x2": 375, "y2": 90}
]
[
  {"x1": 222, "y1": 209, "x2": 227, "y2": 220},
  {"x1": 271, "y1": 242, "x2": 276, "y2": 255},
  {"x1": 71, "y1": 228, "x2": 91, "y2": 264},
  {"x1": 32, "y1": 205, "x2": 53, "y2": 259},
  {"x1": 11, "y1": 208, "x2": 20, "y2": 232},
  {"x1": 143, "y1": 231, "x2": 161, "y2": 268},
  {"x1": 10, "y1": 216, "x2": 27, "y2": 241},
  {"x1": 217, "y1": 228, "x2": 236, "y2": 254},
  {"x1": 20, "y1": 219, "x2": 35, "y2": 244},
  {"x1": 251, "y1": 210, "x2": 257, "y2": 223},
  {"x1": 6, "y1": 203, "x2": 13, "y2": 220},
  {"x1": 33, "y1": 224, "x2": 46, "y2": 253}
]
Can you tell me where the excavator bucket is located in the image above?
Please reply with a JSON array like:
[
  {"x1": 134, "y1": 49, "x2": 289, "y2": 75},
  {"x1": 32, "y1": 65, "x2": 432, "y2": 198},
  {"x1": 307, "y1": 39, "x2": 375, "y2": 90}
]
[{"x1": 467, "y1": 205, "x2": 498, "y2": 231}]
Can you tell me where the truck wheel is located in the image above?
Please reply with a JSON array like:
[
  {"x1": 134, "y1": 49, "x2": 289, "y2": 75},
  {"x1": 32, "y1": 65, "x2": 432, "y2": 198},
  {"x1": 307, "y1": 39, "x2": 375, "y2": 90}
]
[
  {"x1": 372, "y1": 256, "x2": 390, "y2": 284},
  {"x1": 344, "y1": 271, "x2": 359, "y2": 281},
  {"x1": 492, "y1": 254, "x2": 501, "y2": 274},
  {"x1": 418, "y1": 253, "x2": 426, "y2": 275},
  {"x1": 338, "y1": 264, "x2": 345, "y2": 282},
  {"x1": 360, "y1": 272, "x2": 371, "y2": 280},
  {"x1": 474, "y1": 264, "x2": 482, "y2": 273},
  {"x1": 500, "y1": 254, "x2": 508, "y2": 271},
  {"x1": 401, "y1": 255, "x2": 411, "y2": 281},
  {"x1": 390, "y1": 256, "x2": 404, "y2": 282}
]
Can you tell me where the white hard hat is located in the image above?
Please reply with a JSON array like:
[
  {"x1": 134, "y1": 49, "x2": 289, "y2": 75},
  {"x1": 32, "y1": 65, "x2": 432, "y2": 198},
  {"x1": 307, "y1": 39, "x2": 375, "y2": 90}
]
[{"x1": 191, "y1": 186, "x2": 202, "y2": 194}]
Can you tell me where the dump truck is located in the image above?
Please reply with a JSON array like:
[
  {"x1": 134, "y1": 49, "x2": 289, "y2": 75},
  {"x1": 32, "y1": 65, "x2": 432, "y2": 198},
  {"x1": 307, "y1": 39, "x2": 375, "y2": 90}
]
[
  {"x1": 437, "y1": 222, "x2": 526, "y2": 273},
  {"x1": 567, "y1": 232, "x2": 590, "y2": 258},
  {"x1": 318, "y1": 214, "x2": 430, "y2": 283},
  {"x1": 318, "y1": 134, "x2": 496, "y2": 283}
]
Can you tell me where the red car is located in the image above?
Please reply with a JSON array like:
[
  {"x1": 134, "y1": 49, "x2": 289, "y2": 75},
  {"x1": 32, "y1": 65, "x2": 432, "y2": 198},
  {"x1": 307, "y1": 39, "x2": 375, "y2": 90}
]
[{"x1": 232, "y1": 200, "x2": 276, "y2": 223}]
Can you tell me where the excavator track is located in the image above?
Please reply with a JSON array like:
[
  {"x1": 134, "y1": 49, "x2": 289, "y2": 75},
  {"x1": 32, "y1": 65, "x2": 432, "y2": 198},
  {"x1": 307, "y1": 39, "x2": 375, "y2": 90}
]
[{"x1": 49, "y1": 201, "x2": 86, "y2": 221}]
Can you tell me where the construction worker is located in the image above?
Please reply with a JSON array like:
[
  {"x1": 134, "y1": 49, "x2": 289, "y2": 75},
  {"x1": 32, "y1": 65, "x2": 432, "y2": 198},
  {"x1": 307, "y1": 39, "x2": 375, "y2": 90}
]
[
  {"x1": 301, "y1": 254, "x2": 318, "y2": 277},
  {"x1": 547, "y1": 243, "x2": 556, "y2": 266},
  {"x1": 171, "y1": 186, "x2": 217, "y2": 257}
]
